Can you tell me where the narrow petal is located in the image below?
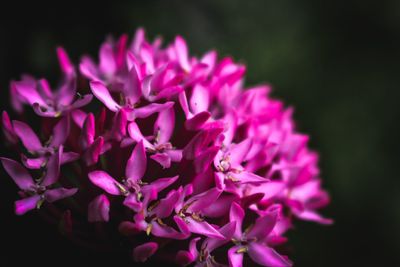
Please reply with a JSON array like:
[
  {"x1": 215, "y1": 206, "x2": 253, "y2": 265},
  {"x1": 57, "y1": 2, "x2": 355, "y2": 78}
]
[
  {"x1": 228, "y1": 246, "x2": 244, "y2": 267},
  {"x1": 99, "y1": 42, "x2": 116, "y2": 76},
  {"x1": 61, "y1": 152, "x2": 80, "y2": 164},
  {"x1": 205, "y1": 221, "x2": 236, "y2": 252},
  {"x1": 154, "y1": 106, "x2": 174, "y2": 144},
  {"x1": 88, "y1": 194, "x2": 110, "y2": 222},
  {"x1": 132, "y1": 102, "x2": 174, "y2": 119},
  {"x1": 166, "y1": 149, "x2": 182, "y2": 162},
  {"x1": 125, "y1": 140, "x2": 146, "y2": 181},
  {"x1": 133, "y1": 242, "x2": 158, "y2": 262},
  {"x1": 151, "y1": 221, "x2": 188, "y2": 240},
  {"x1": 50, "y1": 116, "x2": 70, "y2": 148},
  {"x1": 190, "y1": 84, "x2": 209, "y2": 113},
  {"x1": 151, "y1": 190, "x2": 180, "y2": 218},
  {"x1": 229, "y1": 138, "x2": 253, "y2": 167},
  {"x1": 185, "y1": 217, "x2": 224, "y2": 239},
  {"x1": 45, "y1": 187, "x2": 78, "y2": 202},
  {"x1": 185, "y1": 111, "x2": 211, "y2": 131},
  {"x1": 83, "y1": 136, "x2": 104, "y2": 166},
  {"x1": 143, "y1": 175, "x2": 179, "y2": 194},
  {"x1": 294, "y1": 210, "x2": 333, "y2": 225},
  {"x1": 186, "y1": 187, "x2": 222, "y2": 214},
  {"x1": 41, "y1": 148, "x2": 61, "y2": 186},
  {"x1": 0, "y1": 157, "x2": 34, "y2": 190},
  {"x1": 175, "y1": 36, "x2": 190, "y2": 72},
  {"x1": 2, "y1": 111, "x2": 17, "y2": 143},
  {"x1": 12, "y1": 120, "x2": 43, "y2": 152},
  {"x1": 123, "y1": 193, "x2": 142, "y2": 212},
  {"x1": 89, "y1": 81, "x2": 121, "y2": 112},
  {"x1": 230, "y1": 171, "x2": 269, "y2": 184},
  {"x1": 56, "y1": 47, "x2": 74, "y2": 76},
  {"x1": 88, "y1": 170, "x2": 122, "y2": 195},
  {"x1": 248, "y1": 242, "x2": 292, "y2": 267},
  {"x1": 127, "y1": 122, "x2": 153, "y2": 148},
  {"x1": 21, "y1": 155, "x2": 46, "y2": 169},
  {"x1": 150, "y1": 153, "x2": 171, "y2": 169},
  {"x1": 246, "y1": 210, "x2": 278, "y2": 240},
  {"x1": 230, "y1": 202, "x2": 244, "y2": 239},
  {"x1": 193, "y1": 146, "x2": 219, "y2": 174},
  {"x1": 110, "y1": 109, "x2": 127, "y2": 141},
  {"x1": 15, "y1": 195, "x2": 40, "y2": 215},
  {"x1": 14, "y1": 81, "x2": 46, "y2": 106}
]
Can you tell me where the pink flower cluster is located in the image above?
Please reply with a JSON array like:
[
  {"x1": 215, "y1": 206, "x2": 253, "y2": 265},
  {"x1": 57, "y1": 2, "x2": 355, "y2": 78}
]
[{"x1": 1, "y1": 29, "x2": 331, "y2": 266}]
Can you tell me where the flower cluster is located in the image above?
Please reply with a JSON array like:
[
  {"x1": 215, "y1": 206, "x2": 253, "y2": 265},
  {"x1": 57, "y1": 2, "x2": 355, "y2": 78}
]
[{"x1": 1, "y1": 29, "x2": 331, "y2": 266}]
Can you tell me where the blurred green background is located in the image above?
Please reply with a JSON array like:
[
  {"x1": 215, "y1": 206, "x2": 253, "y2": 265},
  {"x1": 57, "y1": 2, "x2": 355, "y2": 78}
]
[{"x1": 1, "y1": 0, "x2": 399, "y2": 266}]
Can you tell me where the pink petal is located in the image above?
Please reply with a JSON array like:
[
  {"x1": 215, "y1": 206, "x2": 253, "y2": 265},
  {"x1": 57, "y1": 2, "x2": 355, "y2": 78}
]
[
  {"x1": 12, "y1": 120, "x2": 43, "y2": 152},
  {"x1": 0, "y1": 157, "x2": 34, "y2": 190},
  {"x1": 186, "y1": 187, "x2": 222, "y2": 214},
  {"x1": 294, "y1": 210, "x2": 333, "y2": 225},
  {"x1": 150, "y1": 153, "x2": 171, "y2": 169},
  {"x1": 125, "y1": 140, "x2": 146, "y2": 181},
  {"x1": 99, "y1": 42, "x2": 116, "y2": 75},
  {"x1": 83, "y1": 136, "x2": 104, "y2": 166},
  {"x1": 124, "y1": 67, "x2": 142, "y2": 104},
  {"x1": 2, "y1": 111, "x2": 17, "y2": 143},
  {"x1": 193, "y1": 145, "x2": 219, "y2": 174},
  {"x1": 88, "y1": 194, "x2": 110, "y2": 222},
  {"x1": 230, "y1": 171, "x2": 269, "y2": 184},
  {"x1": 71, "y1": 109, "x2": 87, "y2": 128},
  {"x1": 15, "y1": 195, "x2": 40, "y2": 215},
  {"x1": 205, "y1": 221, "x2": 236, "y2": 252},
  {"x1": 154, "y1": 106, "x2": 174, "y2": 144},
  {"x1": 50, "y1": 116, "x2": 70, "y2": 148},
  {"x1": 14, "y1": 81, "x2": 46, "y2": 106},
  {"x1": 143, "y1": 175, "x2": 179, "y2": 194},
  {"x1": 131, "y1": 102, "x2": 174, "y2": 119},
  {"x1": 88, "y1": 170, "x2": 121, "y2": 195},
  {"x1": 185, "y1": 217, "x2": 224, "y2": 239},
  {"x1": 80, "y1": 113, "x2": 95, "y2": 149},
  {"x1": 246, "y1": 210, "x2": 278, "y2": 240},
  {"x1": 229, "y1": 138, "x2": 253, "y2": 167},
  {"x1": 89, "y1": 81, "x2": 121, "y2": 112},
  {"x1": 79, "y1": 56, "x2": 99, "y2": 80},
  {"x1": 123, "y1": 193, "x2": 142, "y2": 211},
  {"x1": 21, "y1": 155, "x2": 46, "y2": 169},
  {"x1": 45, "y1": 187, "x2": 78, "y2": 202},
  {"x1": 190, "y1": 84, "x2": 209, "y2": 113},
  {"x1": 41, "y1": 148, "x2": 61, "y2": 186},
  {"x1": 185, "y1": 111, "x2": 211, "y2": 131},
  {"x1": 151, "y1": 221, "x2": 189, "y2": 240},
  {"x1": 175, "y1": 36, "x2": 190, "y2": 72},
  {"x1": 56, "y1": 47, "x2": 74, "y2": 76},
  {"x1": 110, "y1": 109, "x2": 127, "y2": 141},
  {"x1": 150, "y1": 190, "x2": 180, "y2": 218},
  {"x1": 133, "y1": 242, "x2": 158, "y2": 262},
  {"x1": 61, "y1": 152, "x2": 80, "y2": 164},
  {"x1": 230, "y1": 202, "x2": 244, "y2": 239},
  {"x1": 248, "y1": 242, "x2": 292, "y2": 267},
  {"x1": 228, "y1": 246, "x2": 244, "y2": 267}
]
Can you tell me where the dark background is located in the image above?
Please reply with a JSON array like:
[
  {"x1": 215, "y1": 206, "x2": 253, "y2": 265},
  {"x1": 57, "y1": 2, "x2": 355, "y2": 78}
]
[{"x1": 1, "y1": 0, "x2": 399, "y2": 266}]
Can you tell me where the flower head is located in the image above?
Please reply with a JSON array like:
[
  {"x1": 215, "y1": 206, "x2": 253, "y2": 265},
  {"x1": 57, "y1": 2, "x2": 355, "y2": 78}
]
[{"x1": 1, "y1": 28, "x2": 331, "y2": 266}]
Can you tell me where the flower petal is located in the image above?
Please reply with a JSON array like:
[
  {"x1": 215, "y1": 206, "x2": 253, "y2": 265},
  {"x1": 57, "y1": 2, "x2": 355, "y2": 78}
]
[
  {"x1": 45, "y1": 187, "x2": 78, "y2": 202},
  {"x1": 154, "y1": 106, "x2": 174, "y2": 144},
  {"x1": 89, "y1": 81, "x2": 121, "y2": 112},
  {"x1": 83, "y1": 136, "x2": 104, "y2": 166},
  {"x1": 125, "y1": 140, "x2": 146, "y2": 182},
  {"x1": 131, "y1": 102, "x2": 174, "y2": 119},
  {"x1": 246, "y1": 210, "x2": 278, "y2": 240},
  {"x1": 12, "y1": 120, "x2": 43, "y2": 152},
  {"x1": 88, "y1": 170, "x2": 121, "y2": 195},
  {"x1": 190, "y1": 84, "x2": 209, "y2": 114},
  {"x1": 15, "y1": 195, "x2": 41, "y2": 215},
  {"x1": 133, "y1": 242, "x2": 158, "y2": 262},
  {"x1": 56, "y1": 47, "x2": 74, "y2": 76},
  {"x1": 230, "y1": 202, "x2": 244, "y2": 239},
  {"x1": 248, "y1": 242, "x2": 292, "y2": 267},
  {"x1": 21, "y1": 155, "x2": 46, "y2": 169},
  {"x1": 50, "y1": 116, "x2": 70, "y2": 148},
  {"x1": 150, "y1": 153, "x2": 171, "y2": 169},
  {"x1": 0, "y1": 157, "x2": 34, "y2": 190},
  {"x1": 185, "y1": 217, "x2": 224, "y2": 239},
  {"x1": 185, "y1": 111, "x2": 211, "y2": 131},
  {"x1": 88, "y1": 194, "x2": 110, "y2": 222},
  {"x1": 175, "y1": 36, "x2": 190, "y2": 72},
  {"x1": 228, "y1": 246, "x2": 244, "y2": 267},
  {"x1": 41, "y1": 148, "x2": 61, "y2": 186}
]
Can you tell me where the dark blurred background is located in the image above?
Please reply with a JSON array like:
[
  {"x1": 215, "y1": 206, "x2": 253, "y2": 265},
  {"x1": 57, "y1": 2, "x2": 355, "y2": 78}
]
[{"x1": 1, "y1": 0, "x2": 399, "y2": 266}]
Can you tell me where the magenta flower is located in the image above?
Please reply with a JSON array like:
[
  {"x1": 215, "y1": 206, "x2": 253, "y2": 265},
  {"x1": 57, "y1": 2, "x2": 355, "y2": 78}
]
[
  {"x1": 1, "y1": 148, "x2": 77, "y2": 215},
  {"x1": 1, "y1": 29, "x2": 331, "y2": 266}
]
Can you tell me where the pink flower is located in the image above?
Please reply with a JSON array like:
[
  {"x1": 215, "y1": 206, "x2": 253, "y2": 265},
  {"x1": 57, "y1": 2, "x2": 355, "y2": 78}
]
[
  {"x1": 1, "y1": 148, "x2": 77, "y2": 215},
  {"x1": 1, "y1": 28, "x2": 331, "y2": 266}
]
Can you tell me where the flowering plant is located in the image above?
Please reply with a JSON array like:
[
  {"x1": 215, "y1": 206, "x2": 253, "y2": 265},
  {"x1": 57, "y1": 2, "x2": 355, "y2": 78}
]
[{"x1": 1, "y1": 29, "x2": 331, "y2": 266}]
